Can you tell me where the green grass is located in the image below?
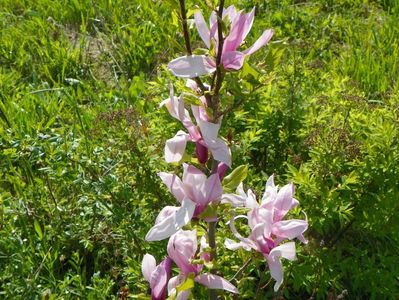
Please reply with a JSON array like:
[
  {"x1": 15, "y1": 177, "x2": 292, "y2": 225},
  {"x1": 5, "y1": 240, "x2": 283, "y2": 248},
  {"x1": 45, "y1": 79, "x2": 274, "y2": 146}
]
[{"x1": 1, "y1": 0, "x2": 399, "y2": 299}]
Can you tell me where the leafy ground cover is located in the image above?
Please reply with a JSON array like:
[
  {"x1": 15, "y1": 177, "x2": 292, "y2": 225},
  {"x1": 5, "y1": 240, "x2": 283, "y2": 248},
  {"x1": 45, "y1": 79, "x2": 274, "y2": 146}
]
[{"x1": 0, "y1": 0, "x2": 398, "y2": 298}]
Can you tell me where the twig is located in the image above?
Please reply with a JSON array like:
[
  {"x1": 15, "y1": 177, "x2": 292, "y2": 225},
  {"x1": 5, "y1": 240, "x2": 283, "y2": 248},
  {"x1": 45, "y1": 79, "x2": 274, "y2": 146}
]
[{"x1": 230, "y1": 258, "x2": 252, "y2": 282}]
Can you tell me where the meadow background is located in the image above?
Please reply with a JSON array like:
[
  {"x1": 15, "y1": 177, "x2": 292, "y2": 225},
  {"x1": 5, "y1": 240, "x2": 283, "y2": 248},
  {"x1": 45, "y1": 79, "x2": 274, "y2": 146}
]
[{"x1": 1, "y1": 0, "x2": 398, "y2": 299}]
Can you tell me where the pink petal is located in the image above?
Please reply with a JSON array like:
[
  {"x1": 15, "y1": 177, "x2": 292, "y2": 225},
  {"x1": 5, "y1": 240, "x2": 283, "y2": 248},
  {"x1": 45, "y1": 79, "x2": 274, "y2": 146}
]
[
  {"x1": 158, "y1": 172, "x2": 186, "y2": 203},
  {"x1": 269, "y1": 242, "x2": 297, "y2": 261},
  {"x1": 224, "y1": 238, "x2": 246, "y2": 250},
  {"x1": 198, "y1": 120, "x2": 220, "y2": 140},
  {"x1": 209, "y1": 139, "x2": 231, "y2": 167},
  {"x1": 167, "y1": 230, "x2": 200, "y2": 275},
  {"x1": 195, "y1": 274, "x2": 239, "y2": 294},
  {"x1": 154, "y1": 206, "x2": 179, "y2": 225},
  {"x1": 145, "y1": 198, "x2": 196, "y2": 241},
  {"x1": 204, "y1": 173, "x2": 223, "y2": 205},
  {"x1": 273, "y1": 183, "x2": 297, "y2": 221},
  {"x1": 142, "y1": 254, "x2": 156, "y2": 283},
  {"x1": 195, "y1": 140, "x2": 208, "y2": 164},
  {"x1": 198, "y1": 121, "x2": 231, "y2": 166},
  {"x1": 168, "y1": 275, "x2": 191, "y2": 300},
  {"x1": 165, "y1": 131, "x2": 190, "y2": 163},
  {"x1": 191, "y1": 105, "x2": 209, "y2": 123},
  {"x1": 223, "y1": 8, "x2": 255, "y2": 53},
  {"x1": 222, "y1": 51, "x2": 246, "y2": 70},
  {"x1": 246, "y1": 189, "x2": 258, "y2": 210},
  {"x1": 261, "y1": 174, "x2": 278, "y2": 205},
  {"x1": 194, "y1": 11, "x2": 210, "y2": 49},
  {"x1": 243, "y1": 29, "x2": 274, "y2": 56},
  {"x1": 228, "y1": 215, "x2": 258, "y2": 251},
  {"x1": 248, "y1": 207, "x2": 273, "y2": 235},
  {"x1": 223, "y1": 5, "x2": 239, "y2": 22},
  {"x1": 168, "y1": 55, "x2": 216, "y2": 78},
  {"x1": 267, "y1": 254, "x2": 284, "y2": 292},
  {"x1": 251, "y1": 222, "x2": 273, "y2": 254},
  {"x1": 182, "y1": 164, "x2": 207, "y2": 201},
  {"x1": 209, "y1": 11, "x2": 218, "y2": 43},
  {"x1": 272, "y1": 219, "x2": 308, "y2": 240},
  {"x1": 217, "y1": 162, "x2": 229, "y2": 180},
  {"x1": 150, "y1": 258, "x2": 170, "y2": 299},
  {"x1": 267, "y1": 242, "x2": 296, "y2": 291}
]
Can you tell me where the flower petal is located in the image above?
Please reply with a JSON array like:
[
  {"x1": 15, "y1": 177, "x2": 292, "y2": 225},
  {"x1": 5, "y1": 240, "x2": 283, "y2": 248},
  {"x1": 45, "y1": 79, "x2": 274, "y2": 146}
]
[
  {"x1": 273, "y1": 183, "x2": 298, "y2": 221},
  {"x1": 158, "y1": 172, "x2": 186, "y2": 204},
  {"x1": 168, "y1": 275, "x2": 191, "y2": 300},
  {"x1": 167, "y1": 229, "x2": 200, "y2": 275},
  {"x1": 165, "y1": 131, "x2": 190, "y2": 163},
  {"x1": 228, "y1": 215, "x2": 258, "y2": 251},
  {"x1": 222, "y1": 51, "x2": 246, "y2": 70},
  {"x1": 269, "y1": 241, "x2": 297, "y2": 261},
  {"x1": 145, "y1": 198, "x2": 196, "y2": 241},
  {"x1": 223, "y1": 8, "x2": 255, "y2": 53},
  {"x1": 272, "y1": 219, "x2": 308, "y2": 240},
  {"x1": 150, "y1": 257, "x2": 171, "y2": 299},
  {"x1": 267, "y1": 242, "x2": 296, "y2": 291},
  {"x1": 142, "y1": 254, "x2": 156, "y2": 283},
  {"x1": 195, "y1": 274, "x2": 239, "y2": 294},
  {"x1": 261, "y1": 174, "x2": 278, "y2": 205},
  {"x1": 154, "y1": 206, "x2": 179, "y2": 225},
  {"x1": 204, "y1": 173, "x2": 223, "y2": 205},
  {"x1": 168, "y1": 55, "x2": 216, "y2": 78},
  {"x1": 199, "y1": 120, "x2": 231, "y2": 166},
  {"x1": 194, "y1": 11, "x2": 210, "y2": 49},
  {"x1": 224, "y1": 238, "x2": 245, "y2": 250},
  {"x1": 243, "y1": 29, "x2": 274, "y2": 56}
]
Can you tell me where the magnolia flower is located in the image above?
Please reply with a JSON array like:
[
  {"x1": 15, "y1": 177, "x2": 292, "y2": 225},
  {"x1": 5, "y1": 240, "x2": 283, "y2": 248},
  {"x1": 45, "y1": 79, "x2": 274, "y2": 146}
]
[
  {"x1": 167, "y1": 230, "x2": 238, "y2": 299},
  {"x1": 142, "y1": 254, "x2": 172, "y2": 300},
  {"x1": 145, "y1": 164, "x2": 223, "y2": 241},
  {"x1": 168, "y1": 5, "x2": 274, "y2": 78},
  {"x1": 224, "y1": 175, "x2": 308, "y2": 291},
  {"x1": 161, "y1": 86, "x2": 231, "y2": 166}
]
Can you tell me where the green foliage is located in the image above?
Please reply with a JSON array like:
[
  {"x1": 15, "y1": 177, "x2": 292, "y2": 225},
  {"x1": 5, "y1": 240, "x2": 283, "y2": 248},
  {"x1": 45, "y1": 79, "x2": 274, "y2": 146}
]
[{"x1": 1, "y1": 0, "x2": 398, "y2": 299}]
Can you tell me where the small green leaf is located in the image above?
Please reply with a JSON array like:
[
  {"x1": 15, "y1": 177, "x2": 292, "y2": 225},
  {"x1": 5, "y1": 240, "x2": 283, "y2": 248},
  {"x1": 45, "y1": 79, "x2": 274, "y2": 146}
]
[
  {"x1": 223, "y1": 165, "x2": 248, "y2": 193},
  {"x1": 176, "y1": 273, "x2": 195, "y2": 293},
  {"x1": 34, "y1": 219, "x2": 43, "y2": 240}
]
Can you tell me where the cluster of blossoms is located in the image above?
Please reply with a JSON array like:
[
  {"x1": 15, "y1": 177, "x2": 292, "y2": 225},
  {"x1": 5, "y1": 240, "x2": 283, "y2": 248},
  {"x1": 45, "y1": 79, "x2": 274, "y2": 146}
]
[{"x1": 141, "y1": 4, "x2": 308, "y2": 299}]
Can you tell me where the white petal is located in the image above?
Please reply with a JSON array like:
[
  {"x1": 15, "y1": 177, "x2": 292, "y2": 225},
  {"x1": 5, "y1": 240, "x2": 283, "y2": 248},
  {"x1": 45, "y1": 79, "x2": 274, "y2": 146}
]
[
  {"x1": 168, "y1": 55, "x2": 216, "y2": 78},
  {"x1": 194, "y1": 11, "x2": 210, "y2": 48},
  {"x1": 195, "y1": 274, "x2": 239, "y2": 294},
  {"x1": 267, "y1": 242, "x2": 296, "y2": 292},
  {"x1": 224, "y1": 238, "x2": 244, "y2": 250},
  {"x1": 269, "y1": 242, "x2": 297, "y2": 261},
  {"x1": 243, "y1": 29, "x2": 274, "y2": 56},
  {"x1": 165, "y1": 131, "x2": 190, "y2": 163},
  {"x1": 145, "y1": 199, "x2": 196, "y2": 241},
  {"x1": 141, "y1": 254, "x2": 156, "y2": 283},
  {"x1": 158, "y1": 172, "x2": 186, "y2": 203}
]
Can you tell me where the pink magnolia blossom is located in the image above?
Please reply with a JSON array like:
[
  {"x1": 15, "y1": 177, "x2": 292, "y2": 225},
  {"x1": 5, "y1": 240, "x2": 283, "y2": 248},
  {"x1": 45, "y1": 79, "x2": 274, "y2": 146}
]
[
  {"x1": 168, "y1": 5, "x2": 274, "y2": 78},
  {"x1": 145, "y1": 164, "x2": 223, "y2": 241},
  {"x1": 142, "y1": 254, "x2": 172, "y2": 300},
  {"x1": 224, "y1": 175, "x2": 308, "y2": 291},
  {"x1": 161, "y1": 86, "x2": 231, "y2": 166},
  {"x1": 167, "y1": 230, "x2": 238, "y2": 299}
]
